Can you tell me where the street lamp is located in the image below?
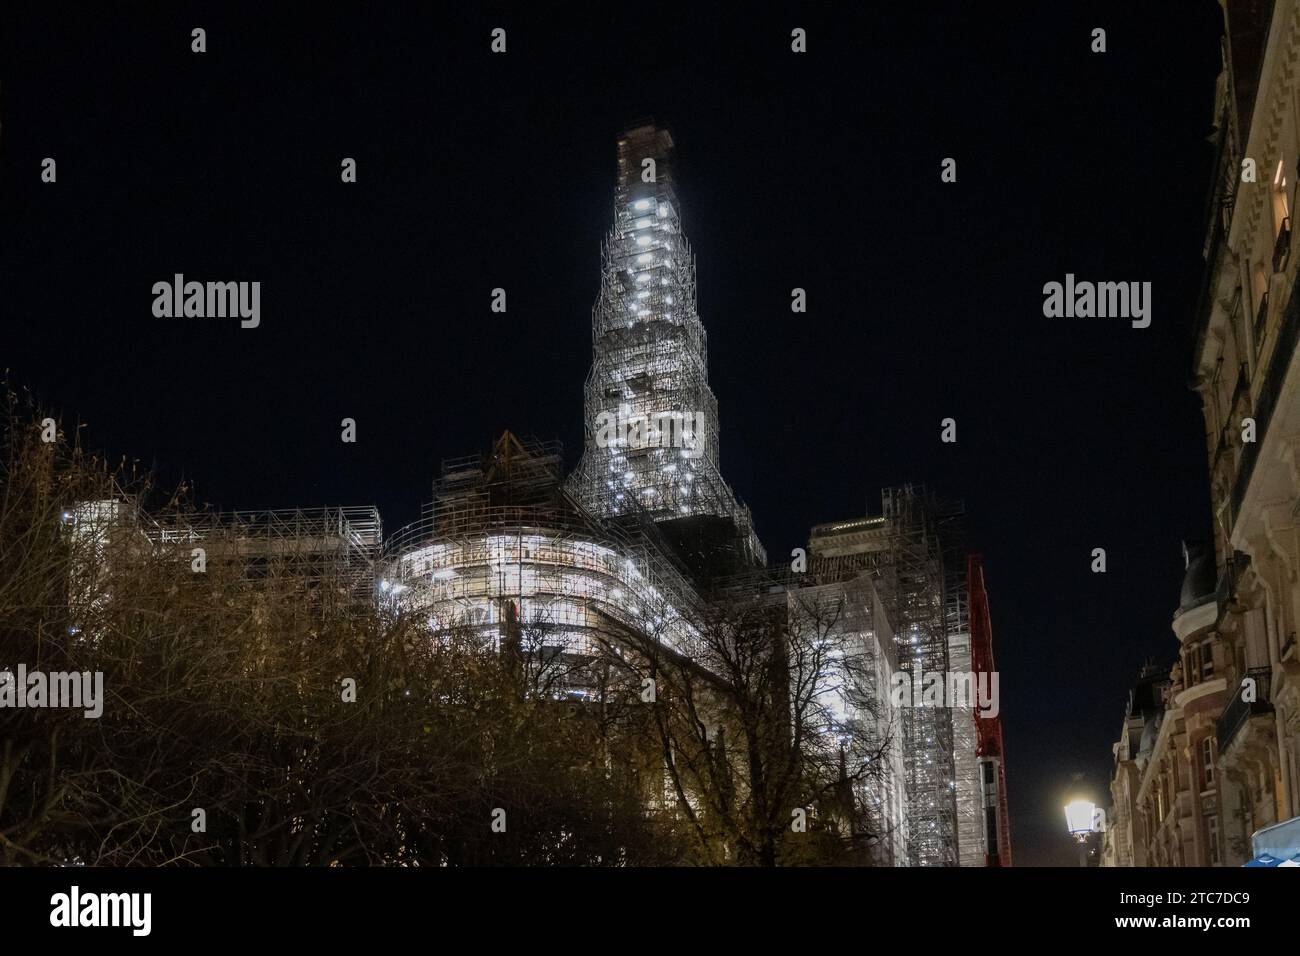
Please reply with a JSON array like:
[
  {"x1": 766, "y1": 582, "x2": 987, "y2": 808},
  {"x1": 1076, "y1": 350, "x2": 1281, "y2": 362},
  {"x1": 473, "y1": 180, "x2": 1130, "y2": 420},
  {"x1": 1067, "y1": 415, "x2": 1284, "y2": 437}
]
[{"x1": 1065, "y1": 798, "x2": 1096, "y2": 867}]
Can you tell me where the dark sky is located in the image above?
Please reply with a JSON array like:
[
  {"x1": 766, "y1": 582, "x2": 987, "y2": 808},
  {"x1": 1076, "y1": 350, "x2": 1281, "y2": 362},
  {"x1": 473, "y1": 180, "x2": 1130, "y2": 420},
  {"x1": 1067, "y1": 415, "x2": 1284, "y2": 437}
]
[{"x1": 2, "y1": 2, "x2": 1225, "y2": 865}]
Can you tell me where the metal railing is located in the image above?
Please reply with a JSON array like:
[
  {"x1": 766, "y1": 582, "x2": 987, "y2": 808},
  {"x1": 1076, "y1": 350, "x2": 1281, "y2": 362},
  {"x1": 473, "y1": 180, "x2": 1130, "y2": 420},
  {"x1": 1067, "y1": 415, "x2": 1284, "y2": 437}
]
[
  {"x1": 1275, "y1": 216, "x2": 1293, "y2": 275},
  {"x1": 1254, "y1": 289, "x2": 1270, "y2": 344},
  {"x1": 1217, "y1": 666, "x2": 1272, "y2": 753},
  {"x1": 1233, "y1": 285, "x2": 1300, "y2": 517},
  {"x1": 1191, "y1": 111, "x2": 1237, "y2": 348}
]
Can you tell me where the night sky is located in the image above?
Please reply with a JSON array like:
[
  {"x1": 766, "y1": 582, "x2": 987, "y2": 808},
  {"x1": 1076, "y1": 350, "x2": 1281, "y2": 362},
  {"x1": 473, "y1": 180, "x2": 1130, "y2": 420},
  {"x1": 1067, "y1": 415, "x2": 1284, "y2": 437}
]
[{"x1": 2, "y1": 2, "x2": 1226, "y2": 865}]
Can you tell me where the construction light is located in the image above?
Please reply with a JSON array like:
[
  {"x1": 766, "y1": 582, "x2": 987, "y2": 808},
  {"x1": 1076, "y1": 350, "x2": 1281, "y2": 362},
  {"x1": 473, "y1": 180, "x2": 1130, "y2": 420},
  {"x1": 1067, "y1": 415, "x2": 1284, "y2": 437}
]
[{"x1": 634, "y1": 199, "x2": 651, "y2": 210}]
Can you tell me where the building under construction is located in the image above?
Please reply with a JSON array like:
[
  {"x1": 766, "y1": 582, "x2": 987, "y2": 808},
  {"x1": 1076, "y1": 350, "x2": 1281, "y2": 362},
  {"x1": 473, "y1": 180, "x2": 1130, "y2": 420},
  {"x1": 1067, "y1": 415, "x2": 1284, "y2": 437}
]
[
  {"x1": 380, "y1": 431, "x2": 706, "y2": 666},
  {"x1": 67, "y1": 121, "x2": 1009, "y2": 866},
  {"x1": 148, "y1": 505, "x2": 383, "y2": 601},
  {"x1": 378, "y1": 122, "x2": 1009, "y2": 866},
  {"x1": 808, "y1": 487, "x2": 993, "y2": 867},
  {"x1": 568, "y1": 123, "x2": 765, "y2": 573}
]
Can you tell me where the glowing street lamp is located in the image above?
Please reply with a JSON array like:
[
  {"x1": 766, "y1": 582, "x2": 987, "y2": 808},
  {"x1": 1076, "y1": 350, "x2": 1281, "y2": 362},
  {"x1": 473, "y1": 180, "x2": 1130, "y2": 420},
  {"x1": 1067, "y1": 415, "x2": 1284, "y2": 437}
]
[{"x1": 1065, "y1": 798, "x2": 1097, "y2": 867}]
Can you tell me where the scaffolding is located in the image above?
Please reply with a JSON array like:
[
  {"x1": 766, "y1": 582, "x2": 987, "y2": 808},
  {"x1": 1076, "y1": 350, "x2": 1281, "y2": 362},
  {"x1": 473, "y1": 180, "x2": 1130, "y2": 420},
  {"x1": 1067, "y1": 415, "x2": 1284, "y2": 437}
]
[
  {"x1": 879, "y1": 486, "x2": 960, "y2": 867},
  {"x1": 808, "y1": 486, "x2": 972, "y2": 866},
  {"x1": 930, "y1": 497, "x2": 982, "y2": 868},
  {"x1": 382, "y1": 432, "x2": 709, "y2": 663},
  {"x1": 148, "y1": 505, "x2": 383, "y2": 598},
  {"x1": 568, "y1": 123, "x2": 764, "y2": 567}
]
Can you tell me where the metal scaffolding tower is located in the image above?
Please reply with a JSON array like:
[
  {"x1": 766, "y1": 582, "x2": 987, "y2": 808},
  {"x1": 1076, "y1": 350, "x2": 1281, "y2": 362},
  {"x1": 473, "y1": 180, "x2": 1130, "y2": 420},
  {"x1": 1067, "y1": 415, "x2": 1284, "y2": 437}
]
[
  {"x1": 808, "y1": 485, "x2": 970, "y2": 866},
  {"x1": 569, "y1": 122, "x2": 764, "y2": 566},
  {"x1": 881, "y1": 485, "x2": 961, "y2": 867}
]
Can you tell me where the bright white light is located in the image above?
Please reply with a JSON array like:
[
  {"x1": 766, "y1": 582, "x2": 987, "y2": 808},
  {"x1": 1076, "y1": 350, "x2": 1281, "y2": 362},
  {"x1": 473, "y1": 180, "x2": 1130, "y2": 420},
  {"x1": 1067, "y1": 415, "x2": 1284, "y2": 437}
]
[
  {"x1": 1065, "y1": 799, "x2": 1097, "y2": 836},
  {"x1": 634, "y1": 199, "x2": 651, "y2": 210},
  {"x1": 636, "y1": 236, "x2": 651, "y2": 246},
  {"x1": 658, "y1": 206, "x2": 668, "y2": 217},
  {"x1": 637, "y1": 253, "x2": 652, "y2": 264}
]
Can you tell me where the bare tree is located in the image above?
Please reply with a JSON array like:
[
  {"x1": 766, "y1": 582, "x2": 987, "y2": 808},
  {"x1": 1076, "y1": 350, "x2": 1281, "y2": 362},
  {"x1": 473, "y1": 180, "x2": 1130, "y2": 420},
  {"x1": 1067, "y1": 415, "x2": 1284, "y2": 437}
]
[
  {"x1": 593, "y1": 584, "x2": 898, "y2": 866},
  {"x1": 0, "y1": 388, "x2": 678, "y2": 866}
]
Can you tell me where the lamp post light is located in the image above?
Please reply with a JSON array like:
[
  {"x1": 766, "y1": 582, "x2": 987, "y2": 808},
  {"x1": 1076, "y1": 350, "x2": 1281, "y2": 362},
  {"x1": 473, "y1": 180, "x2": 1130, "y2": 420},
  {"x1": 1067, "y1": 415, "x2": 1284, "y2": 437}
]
[{"x1": 1065, "y1": 798, "x2": 1097, "y2": 867}]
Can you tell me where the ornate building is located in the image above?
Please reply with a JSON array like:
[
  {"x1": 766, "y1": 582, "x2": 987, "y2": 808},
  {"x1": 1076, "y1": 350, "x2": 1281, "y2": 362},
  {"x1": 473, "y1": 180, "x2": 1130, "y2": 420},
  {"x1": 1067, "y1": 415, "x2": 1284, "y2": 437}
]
[
  {"x1": 1107, "y1": 0, "x2": 1300, "y2": 867},
  {"x1": 1193, "y1": 0, "x2": 1300, "y2": 858}
]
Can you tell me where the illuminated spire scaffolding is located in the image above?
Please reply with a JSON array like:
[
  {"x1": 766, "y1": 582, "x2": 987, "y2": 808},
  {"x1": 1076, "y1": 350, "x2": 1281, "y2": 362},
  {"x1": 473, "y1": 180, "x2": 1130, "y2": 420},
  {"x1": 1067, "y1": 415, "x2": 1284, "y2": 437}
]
[{"x1": 570, "y1": 123, "x2": 764, "y2": 566}]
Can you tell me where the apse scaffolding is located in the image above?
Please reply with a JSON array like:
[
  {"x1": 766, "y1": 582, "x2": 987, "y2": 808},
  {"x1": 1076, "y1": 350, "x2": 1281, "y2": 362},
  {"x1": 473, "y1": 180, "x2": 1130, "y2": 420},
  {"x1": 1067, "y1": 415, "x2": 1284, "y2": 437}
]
[{"x1": 381, "y1": 433, "x2": 709, "y2": 664}]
